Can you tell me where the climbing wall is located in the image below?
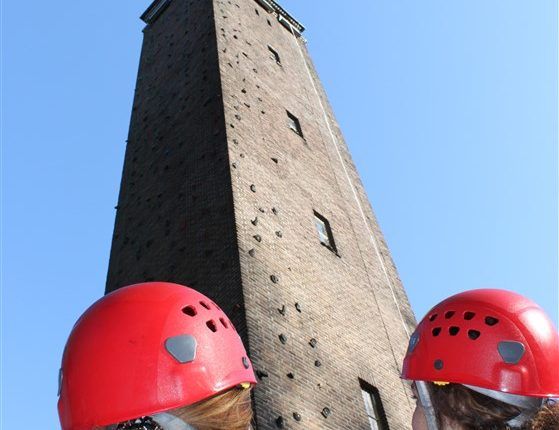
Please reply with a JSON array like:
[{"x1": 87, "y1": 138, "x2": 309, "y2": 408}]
[
  {"x1": 214, "y1": 0, "x2": 416, "y2": 428},
  {"x1": 105, "y1": 0, "x2": 248, "y2": 334},
  {"x1": 107, "y1": 0, "x2": 417, "y2": 428}
]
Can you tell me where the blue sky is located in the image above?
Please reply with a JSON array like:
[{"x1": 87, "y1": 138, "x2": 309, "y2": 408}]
[{"x1": 2, "y1": 0, "x2": 557, "y2": 427}]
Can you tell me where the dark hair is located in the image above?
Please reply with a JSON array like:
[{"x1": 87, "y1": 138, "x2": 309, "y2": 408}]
[
  {"x1": 529, "y1": 403, "x2": 559, "y2": 430},
  {"x1": 430, "y1": 384, "x2": 526, "y2": 429}
]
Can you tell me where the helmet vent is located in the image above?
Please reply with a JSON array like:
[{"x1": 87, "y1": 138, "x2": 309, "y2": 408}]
[
  {"x1": 200, "y1": 301, "x2": 211, "y2": 310},
  {"x1": 485, "y1": 316, "x2": 499, "y2": 326},
  {"x1": 429, "y1": 313, "x2": 438, "y2": 322},
  {"x1": 182, "y1": 305, "x2": 197, "y2": 317},
  {"x1": 444, "y1": 311, "x2": 455, "y2": 319},
  {"x1": 463, "y1": 311, "x2": 476, "y2": 320},
  {"x1": 449, "y1": 326, "x2": 460, "y2": 336},
  {"x1": 206, "y1": 320, "x2": 218, "y2": 332},
  {"x1": 220, "y1": 317, "x2": 229, "y2": 328},
  {"x1": 432, "y1": 327, "x2": 442, "y2": 337},
  {"x1": 468, "y1": 329, "x2": 481, "y2": 340}
]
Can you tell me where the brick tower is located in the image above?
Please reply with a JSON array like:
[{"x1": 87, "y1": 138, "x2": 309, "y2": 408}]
[{"x1": 106, "y1": 0, "x2": 417, "y2": 428}]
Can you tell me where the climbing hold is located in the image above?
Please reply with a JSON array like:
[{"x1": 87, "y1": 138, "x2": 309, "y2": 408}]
[
  {"x1": 315, "y1": 360, "x2": 322, "y2": 367},
  {"x1": 295, "y1": 302, "x2": 302, "y2": 313},
  {"x1": 321, "y1": 408, "x2": 331, "y2": 418},
  {"x1": 270, "y1": 275, "x2": 279, "y2": 284},
  {"x1": 253, "y1": 235, "x2": 262, "y2": 243},
  {"x1": 251, "y1": 217, "x2": 258, "y2": 226},
  {"x1": 278, "y1": 305, "x2": 286, "y2": 315},
  {"x1": 250, "y1": 184, "x2": 256, "y2": 192},
  {"x1": 275, "y1": 231, "x2": 283, "y2": 238},
  {"x1": 309, "y1": 338, "x2": 318, "y2": 348},
  {"x1": 275, "y1": 416, "x2": 284, "y2": 428},
  {"x1": 258, "y1": 207, "x2": 266, "y2": 213},
  {"x1": 271, "y1": 157, "x2": 278, "y2": 164},
  {"x1": 233, "y1": 138, "x2": 239, "y2": 145},
  {"x1": 271, "y1": 207, "x2": 278, "y2": 215},
  {"x1": 256, "y1": 370, "x2": 269, "y2": 379},
  {"x1": 293, "y1": 413, "x2": 301, "y2": 422},
  {"x1": 279, "y1": 334, "x2": 287, "y2": 344},
  {"x1": 232, "y1": 162, "x2": 237, "y2": 169},
  {"x1": 248, "y1": 249, "x2": 256, "y2": 257},
  {"x1": 287, "y1": 372, "x2": 295, "y2": 379}
]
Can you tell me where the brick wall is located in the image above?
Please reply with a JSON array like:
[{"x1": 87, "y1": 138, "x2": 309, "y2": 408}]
[
  {"x1": 106, "y1": 0, "x2": 416, "y2": 428},
  {"x1": 105, "y1": 0, "x2": 248, "y2": 334}
]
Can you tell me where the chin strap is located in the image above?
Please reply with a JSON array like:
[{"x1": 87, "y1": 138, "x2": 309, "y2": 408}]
[
  {"x1": 416, "y1": 381, "x2": 440, "y2": 430},
  {"x1": 152, "y1": 413, "x2": 197, "y2": 430},
  {"x1": 463, "y1": 385, "x2": 545, "y2": 428}
]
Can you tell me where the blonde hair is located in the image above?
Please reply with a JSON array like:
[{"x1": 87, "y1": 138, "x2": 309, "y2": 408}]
[
  {"x1": 172, "y1": 387, "x2": 253, "y2": 430},
  {"x1": 100, "y1": 387, "x2": 254, "y2": 430}
]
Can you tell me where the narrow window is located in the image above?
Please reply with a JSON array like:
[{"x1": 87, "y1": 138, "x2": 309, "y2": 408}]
[
  {"x1": 268, "y1": 45, "x2": 281, "y2": 65},
  {"x1": 313, "y1": 211, "x2": 338, "y2": 255},
  {"x1": 359, "y1": 379, "x2": 389, "y2": 430},
  {"x1": 286, "y1": 110, "x2": 303, "y2": 137}
]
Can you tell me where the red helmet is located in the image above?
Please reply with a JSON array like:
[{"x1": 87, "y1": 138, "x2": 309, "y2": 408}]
[
  {"x1": 402, "y1": 289, "x2": 559, "y2": 397},
  {"x1": 58, "y1": 282, "x2": 256, "y2": 430}
]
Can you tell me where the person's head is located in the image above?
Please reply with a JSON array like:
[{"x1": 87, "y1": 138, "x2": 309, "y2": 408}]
[
  {"x1": 402, "y1": 289, "x2": 559, "y2": 430},
  {"x1": 410, "y1": 382, "x2": 538, "y2": 429},
  {"x1": 58, "y1": 282, "x2": 257, "y2": 430}
]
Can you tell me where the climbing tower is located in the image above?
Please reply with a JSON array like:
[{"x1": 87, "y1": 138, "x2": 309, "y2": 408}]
[{"x1": 106, "y1": 0, "x2": 417, "y2": 428}]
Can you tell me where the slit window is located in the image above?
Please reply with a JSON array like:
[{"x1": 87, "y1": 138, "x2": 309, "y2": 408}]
[
  {"x1": 314, "y1": 211, "x2": 338, "y2": 255},
  {"x1": 268, "y1": 45, "x2": 281, "y2": 65},
  {"x1": 359, "y1": 379, "x2": 389, "y2": 430},
  {"x1": 287, "y1": 110, "x2": 303, "y2": 137}
]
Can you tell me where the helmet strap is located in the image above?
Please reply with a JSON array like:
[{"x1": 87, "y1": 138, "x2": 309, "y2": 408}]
[
  {"x1": 416, "y1": 381, "x2": 440, "y2": 430},
  {"x1": 152, "y1": 413, "x2": 197, "y2": 430},
  {"x1": 463, "y1": 384, "x2": 544, "y2": 428}
]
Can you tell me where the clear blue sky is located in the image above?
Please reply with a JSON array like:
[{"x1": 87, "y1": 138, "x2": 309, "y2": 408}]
[{"x1": 2, "y1": 0, "x2": 557, "y2": 427}]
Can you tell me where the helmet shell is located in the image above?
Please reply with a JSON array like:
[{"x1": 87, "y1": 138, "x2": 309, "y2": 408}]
[
  {"x1": 58, "y1": 282, "x2": 256, "y2": 430},
  {"x1": 402, "y1": 289, "x2": 559, "y2": 397}
]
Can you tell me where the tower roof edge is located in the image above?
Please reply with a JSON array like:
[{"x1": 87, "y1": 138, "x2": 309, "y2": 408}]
[
  {"x1": 141, "y1": 0, "x2": 305, "y2": 34},
  {"x1": 140, "y1": 0, "x2": 171, "y2": 25},
  {"x1": 255, "y1": 0, "x2": 305, "y2": 33}
]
